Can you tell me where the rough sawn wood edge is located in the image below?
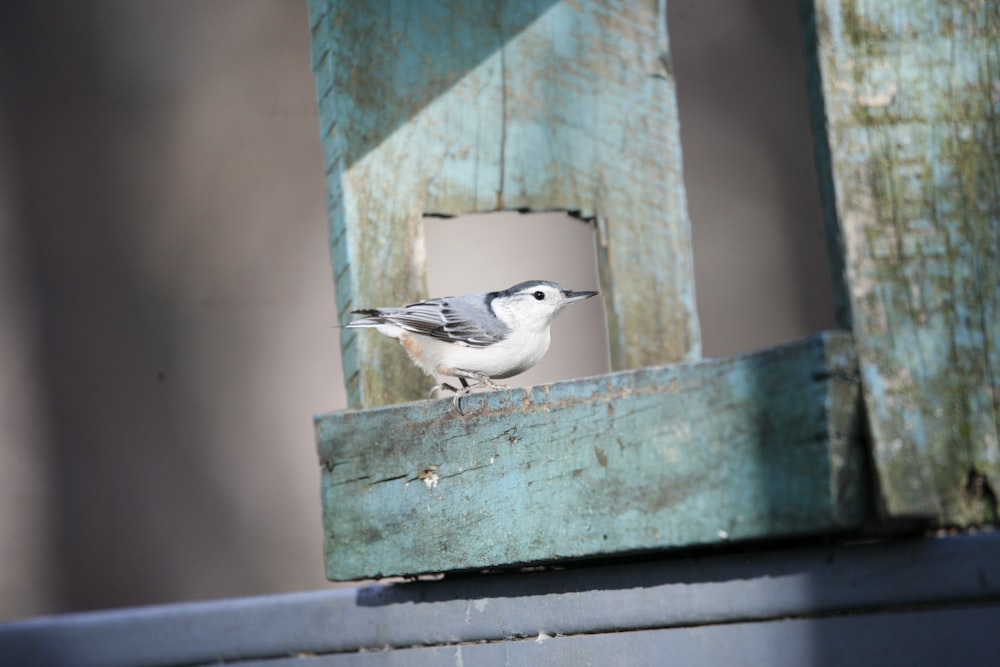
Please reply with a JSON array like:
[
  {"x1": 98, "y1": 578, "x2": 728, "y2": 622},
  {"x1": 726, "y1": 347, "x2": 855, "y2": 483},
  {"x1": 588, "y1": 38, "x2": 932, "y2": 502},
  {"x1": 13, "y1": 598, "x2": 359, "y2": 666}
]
[{"x1": 315, "y1": 331, "x2": 868, "y2": 580}]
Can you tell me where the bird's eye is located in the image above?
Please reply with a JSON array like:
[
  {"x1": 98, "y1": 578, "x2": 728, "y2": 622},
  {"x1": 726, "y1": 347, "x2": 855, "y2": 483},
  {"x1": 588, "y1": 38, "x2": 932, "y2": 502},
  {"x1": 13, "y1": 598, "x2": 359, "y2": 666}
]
[{"x1": 533, "y1": 291, "x2": 545, "y2": 301}]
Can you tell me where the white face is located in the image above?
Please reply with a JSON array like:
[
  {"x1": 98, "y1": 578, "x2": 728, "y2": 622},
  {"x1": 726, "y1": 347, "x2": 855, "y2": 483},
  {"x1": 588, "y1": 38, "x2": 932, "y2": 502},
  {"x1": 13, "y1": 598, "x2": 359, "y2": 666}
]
[{"x1": 492, "y1": 282, "x2": 594, "y2": 331}]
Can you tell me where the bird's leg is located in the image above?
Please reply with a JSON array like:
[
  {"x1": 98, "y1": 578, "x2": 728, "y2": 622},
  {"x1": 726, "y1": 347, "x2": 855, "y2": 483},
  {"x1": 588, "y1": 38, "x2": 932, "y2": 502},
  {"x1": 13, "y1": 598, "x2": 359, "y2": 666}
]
[
  {"x1": 440, "y1": 372, "x2": 508, "y2": 415},
  {"x1": 427, "y1": 381, "x2": 459, "y2": 400},
  {"x1": 476, "y1": 374, "x2": 506, "y2": 391},
  {"x1": 428, "y1": 373, "x2": 473, "y2": 414},
  {"x1": 453, "y1": 370, "x2": 505, "y2": 392},
  {"x1": 452, "y1": 377, "x2": 471, "y2": 415}
]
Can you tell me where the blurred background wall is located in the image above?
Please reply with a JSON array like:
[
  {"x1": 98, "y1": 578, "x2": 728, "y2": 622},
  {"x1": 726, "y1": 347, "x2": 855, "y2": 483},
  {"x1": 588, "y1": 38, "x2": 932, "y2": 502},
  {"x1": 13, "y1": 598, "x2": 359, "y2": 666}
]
[{"x1": 0, "y1": 0, "x2": 833, "y2": 620}]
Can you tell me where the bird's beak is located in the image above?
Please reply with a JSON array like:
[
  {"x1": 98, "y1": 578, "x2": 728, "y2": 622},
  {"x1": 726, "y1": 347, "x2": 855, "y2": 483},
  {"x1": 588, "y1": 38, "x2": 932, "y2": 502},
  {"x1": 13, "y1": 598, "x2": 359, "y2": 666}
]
[{"x1": 563, "y1": 289, "x2": 599, "y2": 304}]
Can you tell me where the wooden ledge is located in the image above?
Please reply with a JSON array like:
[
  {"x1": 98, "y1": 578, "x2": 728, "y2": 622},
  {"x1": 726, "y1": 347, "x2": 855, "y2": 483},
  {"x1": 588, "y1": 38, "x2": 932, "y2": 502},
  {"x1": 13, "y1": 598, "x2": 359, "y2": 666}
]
[{"x1": 315, "y1": 331, "x2": 867, "y2": 580}]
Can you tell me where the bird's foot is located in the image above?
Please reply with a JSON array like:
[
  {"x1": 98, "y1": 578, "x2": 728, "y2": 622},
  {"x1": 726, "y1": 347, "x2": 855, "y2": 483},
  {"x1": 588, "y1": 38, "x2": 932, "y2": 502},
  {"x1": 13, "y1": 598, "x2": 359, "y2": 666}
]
[
  {"x1": 435, "y1": 373, "x2": 508, "y2": 415},
  {"x1": 425, "y1": 378, "x2": 471, "y2": 414},
  {"x1": 452, "y1": 391, "x2": 467, "y2": 416},
  {"x1": 427, "y1": 382, "x2": 459, "y2": 400},
  {"x1": 475, "y1": 375, "x2": 506, "y2": 392}
]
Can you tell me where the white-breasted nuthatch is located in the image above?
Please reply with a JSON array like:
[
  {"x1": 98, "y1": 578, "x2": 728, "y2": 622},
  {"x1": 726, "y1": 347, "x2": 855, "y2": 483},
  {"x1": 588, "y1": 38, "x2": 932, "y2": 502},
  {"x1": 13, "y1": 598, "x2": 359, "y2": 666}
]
[{"x1": 344, "y1": 280, "x2": 599, "y2": 413}]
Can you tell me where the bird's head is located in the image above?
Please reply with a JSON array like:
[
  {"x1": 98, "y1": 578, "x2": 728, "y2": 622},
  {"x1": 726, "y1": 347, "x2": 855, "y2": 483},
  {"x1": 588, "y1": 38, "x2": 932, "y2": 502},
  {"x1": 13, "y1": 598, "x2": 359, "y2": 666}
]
[{"x1": 488, "y1": 280, "x2": 598, "y2": 331}]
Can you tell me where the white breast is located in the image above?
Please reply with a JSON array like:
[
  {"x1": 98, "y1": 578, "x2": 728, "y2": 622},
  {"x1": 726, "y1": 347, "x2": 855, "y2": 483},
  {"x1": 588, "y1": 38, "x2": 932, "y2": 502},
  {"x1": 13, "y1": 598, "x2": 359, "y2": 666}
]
[{"x1": 403, "y1": 328, "x2": 552, "y2": 380}]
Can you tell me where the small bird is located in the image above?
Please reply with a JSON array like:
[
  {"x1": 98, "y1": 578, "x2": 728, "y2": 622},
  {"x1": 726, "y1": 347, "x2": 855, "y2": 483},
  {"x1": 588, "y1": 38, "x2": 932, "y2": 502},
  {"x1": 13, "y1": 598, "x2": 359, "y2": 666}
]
[{"x1": 344, "y1": 280, "x2": 599, "y2": 413}]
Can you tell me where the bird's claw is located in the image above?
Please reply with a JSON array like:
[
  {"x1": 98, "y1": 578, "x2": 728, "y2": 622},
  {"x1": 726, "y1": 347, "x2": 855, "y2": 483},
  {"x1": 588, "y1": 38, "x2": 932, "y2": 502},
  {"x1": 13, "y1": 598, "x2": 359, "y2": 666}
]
[
  {"x1": 427, "y1": 382, "x2": 459, "y2": 400},
  {"x1": 479, "y1": 377, "x2": 505, "y2": 391},
  {"x1": 430, "y1": 374, "x2": 508, "y2": 416}
]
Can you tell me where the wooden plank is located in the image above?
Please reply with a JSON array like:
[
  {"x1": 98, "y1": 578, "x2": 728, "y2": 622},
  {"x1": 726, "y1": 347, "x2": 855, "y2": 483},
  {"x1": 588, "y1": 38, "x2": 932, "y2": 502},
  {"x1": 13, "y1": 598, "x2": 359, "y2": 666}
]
[
  {"x1": 5, "y1": 533, "x2": 1000, "y2": 667},
  {"x1": 315, "y1": 332, "x2": 866, "y2": 580},
  {"x1": 801, "y1": 0, "x2": 1000, "y2": 524},
  {"x1": 307, "y1": 0, "x2": 700, "y2": 408}
]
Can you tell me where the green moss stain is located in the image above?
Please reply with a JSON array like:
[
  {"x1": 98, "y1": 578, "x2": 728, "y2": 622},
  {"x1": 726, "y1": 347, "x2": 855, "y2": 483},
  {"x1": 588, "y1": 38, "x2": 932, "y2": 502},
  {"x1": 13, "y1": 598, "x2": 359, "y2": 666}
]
[{"x1": 804, "y1": 0, "x2": 1000, "y2": 525}]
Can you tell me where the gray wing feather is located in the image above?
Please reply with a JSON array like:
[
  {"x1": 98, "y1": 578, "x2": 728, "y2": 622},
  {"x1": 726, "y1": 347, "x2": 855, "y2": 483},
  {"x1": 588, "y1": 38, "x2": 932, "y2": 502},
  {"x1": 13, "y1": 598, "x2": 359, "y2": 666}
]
[{"x1": 349, "y1": 294, "x2": 508, "y2": 347}]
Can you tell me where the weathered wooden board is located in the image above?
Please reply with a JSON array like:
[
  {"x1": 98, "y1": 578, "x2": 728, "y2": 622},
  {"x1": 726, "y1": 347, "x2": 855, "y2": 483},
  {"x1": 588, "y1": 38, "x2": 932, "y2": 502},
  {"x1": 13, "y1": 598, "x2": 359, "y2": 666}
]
[
  {"x1": 315, "y1": 332, "x2": 865, "y2": 580},
  {"x1": 801, "y1": 1, "x2": 1000, "y2": 524},
  {"x1": 307, "y1": 0, "x2": 700, "y2": 408}
]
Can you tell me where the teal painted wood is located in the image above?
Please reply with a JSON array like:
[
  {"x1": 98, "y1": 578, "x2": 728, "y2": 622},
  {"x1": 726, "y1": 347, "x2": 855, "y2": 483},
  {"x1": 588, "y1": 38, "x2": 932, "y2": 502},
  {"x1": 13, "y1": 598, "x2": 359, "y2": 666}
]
[
  {"x1": 307, "y1": 0, "x2": 700, "y2": 408},
  {"x1": 315, "y1": 332, "x2": 865, "y2": 580},
  {"x1": 802, "y1": 1, "x2": 1000, "y2": 524}
]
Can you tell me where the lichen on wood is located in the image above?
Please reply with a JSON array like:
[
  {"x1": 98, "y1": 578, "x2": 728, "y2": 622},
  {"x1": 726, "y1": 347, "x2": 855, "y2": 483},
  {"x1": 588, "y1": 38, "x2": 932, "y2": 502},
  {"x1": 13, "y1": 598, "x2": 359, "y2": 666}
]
[{"x1": 802, "y1": 0, "x2": 1000, "y2": 525}]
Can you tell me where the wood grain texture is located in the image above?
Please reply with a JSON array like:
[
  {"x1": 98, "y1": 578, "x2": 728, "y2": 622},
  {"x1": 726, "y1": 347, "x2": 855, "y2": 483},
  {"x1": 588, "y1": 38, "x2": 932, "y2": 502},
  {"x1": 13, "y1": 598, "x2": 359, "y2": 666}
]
[
  {"x1": 315, "y1": 332, "x2": 865, "y2": 580},
  {"x1": 802, "y1": 0, "x2": 1000, "y2": 524},
  {"x1": 307, "y1": 0, "x2": 700, "y2": 408}
]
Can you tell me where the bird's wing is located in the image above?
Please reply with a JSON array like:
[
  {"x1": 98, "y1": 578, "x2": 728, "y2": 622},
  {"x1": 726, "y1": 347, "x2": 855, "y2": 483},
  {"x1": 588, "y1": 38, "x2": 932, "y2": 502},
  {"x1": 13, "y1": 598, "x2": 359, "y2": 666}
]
[
  {"x1": 430, "y1": 295, "x2": 510, "y2": 346},
  {"x1": 354, "y1": 295, "x2": 508, "y2": 347}
]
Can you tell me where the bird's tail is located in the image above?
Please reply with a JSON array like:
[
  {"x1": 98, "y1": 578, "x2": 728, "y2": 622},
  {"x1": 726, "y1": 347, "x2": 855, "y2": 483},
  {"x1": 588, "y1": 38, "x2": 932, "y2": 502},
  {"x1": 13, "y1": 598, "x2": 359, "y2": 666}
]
[{"x1": 341, "y1": 309, "x2": 385, "y2": 328}]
